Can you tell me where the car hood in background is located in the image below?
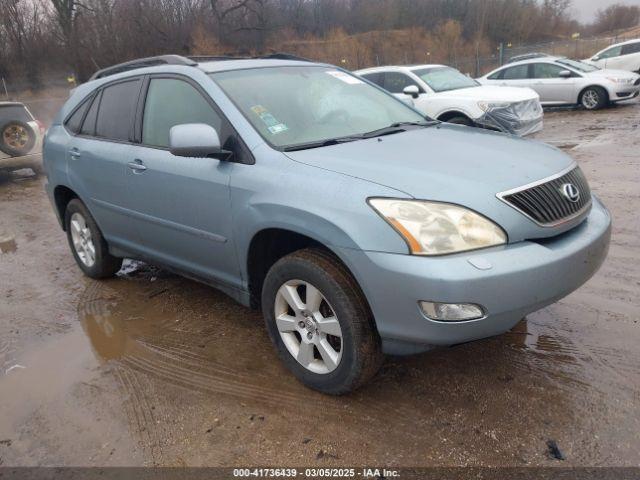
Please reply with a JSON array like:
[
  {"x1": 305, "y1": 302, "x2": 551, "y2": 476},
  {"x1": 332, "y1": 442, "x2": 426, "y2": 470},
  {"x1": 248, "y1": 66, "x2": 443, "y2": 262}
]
[
  {"x1": 584, "y1": 68, "x2": 640, "y2": 80},
  {"x1": 285, "y1": 125, "x2": 578, "y2": 241},
  {"x1": 436, "y1": 85, "x2": 539, "y2": 102}
]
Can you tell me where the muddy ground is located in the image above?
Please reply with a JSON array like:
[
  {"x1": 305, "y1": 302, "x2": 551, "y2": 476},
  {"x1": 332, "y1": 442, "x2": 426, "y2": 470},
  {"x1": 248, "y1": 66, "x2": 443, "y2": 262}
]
[{"x1": 0, "y1": 100, "x2": 639, "y2": 468}]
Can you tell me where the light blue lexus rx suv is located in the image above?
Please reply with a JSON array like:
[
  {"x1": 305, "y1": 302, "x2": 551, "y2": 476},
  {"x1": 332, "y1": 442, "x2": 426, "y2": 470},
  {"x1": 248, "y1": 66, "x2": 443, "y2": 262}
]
[{"x1": 43, "y1": 55, "x2": 611, "y2": 394}]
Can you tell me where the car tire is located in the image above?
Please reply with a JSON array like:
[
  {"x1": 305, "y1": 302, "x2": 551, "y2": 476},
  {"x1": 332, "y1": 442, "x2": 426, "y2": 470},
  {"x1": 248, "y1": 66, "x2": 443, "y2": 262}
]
[
  {"x1": 0, "y1": 120, "x2": 36, "y2": 157},
  {"x1": 580, "y1": 86, "x2": 608, "y2": 110},
  {"x1": 261, "y1": 248, "x2": 383, "y2": 395},
  {"x1": 64, "y1": 199, "x2": 123, "y2": 279},
  {"x1": 445, "y1": 116, "x2": 473, "y2": 126}
]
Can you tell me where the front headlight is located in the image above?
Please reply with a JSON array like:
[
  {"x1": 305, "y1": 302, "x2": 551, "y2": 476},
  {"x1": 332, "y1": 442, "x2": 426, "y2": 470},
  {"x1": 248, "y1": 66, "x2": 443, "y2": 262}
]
[
  {"x1": 478, "y1": 101, "x2": 511, "y2": 112},
  {"x1": 369, "y1": 199, "x2": 507, "y2": 255},
  {"x1": 605, "y1": 77, "x2": 633, "y2": 84}
]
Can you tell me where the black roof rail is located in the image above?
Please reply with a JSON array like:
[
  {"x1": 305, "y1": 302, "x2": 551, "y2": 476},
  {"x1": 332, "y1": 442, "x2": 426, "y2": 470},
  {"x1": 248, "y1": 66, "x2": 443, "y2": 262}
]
[
  {"x1": 188, "y1": 52, "x2": 313, "y2": 63},
  {"x1": 89, "y1": 55, "x2": 197, "y2": 81},
  {"x1": 187, "y1": 55, "x2": 244, "y2": 62},
  {"x1": 258, "y1": 53, "x2": 313, "y2": 62},
  {"x1": 506, "y1": 52, "x2": 551, "y2": 64}
]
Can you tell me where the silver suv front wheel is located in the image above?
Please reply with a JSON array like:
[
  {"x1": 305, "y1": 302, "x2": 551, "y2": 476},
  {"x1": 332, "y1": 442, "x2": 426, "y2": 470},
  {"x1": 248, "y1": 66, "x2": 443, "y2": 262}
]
[
  {"x1": 262, "y1": 248, "x2": 383, "y2": 395},
  {"x1": 275, "y1": 279, "x2": 343, "y2": 374}
]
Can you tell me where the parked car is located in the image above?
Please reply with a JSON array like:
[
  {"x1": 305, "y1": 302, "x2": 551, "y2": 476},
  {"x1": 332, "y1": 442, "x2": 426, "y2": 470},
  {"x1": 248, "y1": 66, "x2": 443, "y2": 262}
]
[
  {"x1": 0, "y1": 102, "x2": 44, "y2": 174},
  {"x1": 584, "y1": 39, "x2": 640, "y2": 73},
  {"x1": 478, "y1": 56, "x2": 640, "y2": 110},
  {"x1": 44, "y1": 55, "x2": 611, "y2": 394},
  {"x1": 355, "y1": 65, "x2": 543, "y2": 136}
]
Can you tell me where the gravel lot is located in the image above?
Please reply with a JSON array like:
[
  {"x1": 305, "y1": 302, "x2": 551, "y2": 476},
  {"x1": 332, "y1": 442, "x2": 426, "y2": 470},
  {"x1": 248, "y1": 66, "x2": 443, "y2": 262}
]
[{"x1": 0, "y1": 100, "x2": 638, "y2": 467}]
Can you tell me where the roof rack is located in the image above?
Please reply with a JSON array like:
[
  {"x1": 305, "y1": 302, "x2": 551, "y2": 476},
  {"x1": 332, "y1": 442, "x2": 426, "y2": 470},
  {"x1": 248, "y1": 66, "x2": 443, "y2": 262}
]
[
  {"x1": 506, "y1": 52, "x2": 551, "y2": 64},
  {"x1": 258, "y1": 53, "x2": 313, "y2": 62},
  {"x1": 89, "y1": 52, "x2": 314, "y2": 81},
  {"x1": 188, "y1": 52, "x2": 313, "y2": 63},
  {"x1": 89, "y1": 55, "x2": 197, "y2": 81}
]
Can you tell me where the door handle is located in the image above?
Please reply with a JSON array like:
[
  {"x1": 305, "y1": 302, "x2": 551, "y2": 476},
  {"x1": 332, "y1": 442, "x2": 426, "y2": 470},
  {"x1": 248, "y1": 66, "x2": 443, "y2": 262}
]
[
  {"x1": 127, "y1": 160, "x2": 147, "y2": 173},
  {"x1": 69, "y1": 148, "x2": 81, "y2": 159}
]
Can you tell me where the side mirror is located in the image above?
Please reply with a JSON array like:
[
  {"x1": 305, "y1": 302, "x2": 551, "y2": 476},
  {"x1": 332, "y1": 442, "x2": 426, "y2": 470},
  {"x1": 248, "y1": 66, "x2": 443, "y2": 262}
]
[
  {"x1": 169, "y1": 123, "x2": 232, "y2": 160},
  {"x1": 591, "y1": 56, "x2": 600, "y2": 62},
  {"x1": 558, "y1": 70, "x2": 572, "y2": 78},
  {"x1": 403, "y1": 85, "x2": 420, "y2": 99}
]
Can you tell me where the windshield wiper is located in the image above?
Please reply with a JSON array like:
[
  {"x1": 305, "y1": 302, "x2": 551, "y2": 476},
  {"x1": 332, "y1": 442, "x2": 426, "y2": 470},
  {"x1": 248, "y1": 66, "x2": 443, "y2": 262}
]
[
  {"x1": 361, "y1": 120, "x2": 437, "y2": 139},
  {"x1": 283, "y1": 135, "x2": 362, "y2": 152}
]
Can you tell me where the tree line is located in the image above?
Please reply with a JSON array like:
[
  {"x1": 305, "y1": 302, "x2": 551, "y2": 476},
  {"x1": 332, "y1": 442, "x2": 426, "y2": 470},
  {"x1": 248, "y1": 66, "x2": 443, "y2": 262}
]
[{"x1": 0, "y1": 0, "x2": 638, "y2": 87}]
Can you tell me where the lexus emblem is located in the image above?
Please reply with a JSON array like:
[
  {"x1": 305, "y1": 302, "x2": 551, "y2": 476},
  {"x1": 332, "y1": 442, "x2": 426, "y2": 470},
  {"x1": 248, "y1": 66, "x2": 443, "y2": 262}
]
[{"x1": 560, "y1": 183, "x2": 580, "y2": 203}]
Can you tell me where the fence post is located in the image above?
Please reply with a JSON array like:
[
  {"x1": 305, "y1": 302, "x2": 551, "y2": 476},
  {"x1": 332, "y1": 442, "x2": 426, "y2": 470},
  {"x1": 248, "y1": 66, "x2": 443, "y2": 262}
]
[
  {"x1": 1, "y1": 77, "x2": 9, "y2": 100},
  {"x1": 498, "y1": 42, "x2": 504, "y2": 66}
]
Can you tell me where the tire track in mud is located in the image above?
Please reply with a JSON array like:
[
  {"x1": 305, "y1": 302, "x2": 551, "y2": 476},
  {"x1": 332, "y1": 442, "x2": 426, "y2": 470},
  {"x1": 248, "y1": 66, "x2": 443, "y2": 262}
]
[{"x1": 76, "y1": 279, "x2": 431, "y2": 442}]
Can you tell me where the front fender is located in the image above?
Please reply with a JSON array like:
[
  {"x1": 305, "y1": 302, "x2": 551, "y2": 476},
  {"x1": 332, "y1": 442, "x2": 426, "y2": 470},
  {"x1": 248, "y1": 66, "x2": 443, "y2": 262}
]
[{"x1": 228, "y1": 149, "x2": 412, "y2": 282}]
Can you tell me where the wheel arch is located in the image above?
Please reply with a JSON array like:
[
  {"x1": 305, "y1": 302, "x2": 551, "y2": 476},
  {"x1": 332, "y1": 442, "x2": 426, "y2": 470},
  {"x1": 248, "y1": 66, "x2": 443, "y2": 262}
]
[
  {"x1": 245, "y1": 227, "x2": 362, "y2": 310},
  {"x1": 578, "y1": 84, "x2": 610, "y2": 104},
  {"x1": 437, "y1": 110, "x2": 474, "y2": 123},
  {"x1": 53, "y1": 184, "x2": 80, "y2": 231}
]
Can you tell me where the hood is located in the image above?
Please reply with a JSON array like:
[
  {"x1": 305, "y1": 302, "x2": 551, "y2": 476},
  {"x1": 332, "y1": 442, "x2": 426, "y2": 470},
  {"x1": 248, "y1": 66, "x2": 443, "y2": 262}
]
[
  {"x1": 585, "y1": 68, "x2": 640, "y2": 80},
  {"x1": 285, "y1": 125, "x2": 578, "y2": 241},
  {"x1": 437, "y1": 85, "x2": 539, "y2": 102}
]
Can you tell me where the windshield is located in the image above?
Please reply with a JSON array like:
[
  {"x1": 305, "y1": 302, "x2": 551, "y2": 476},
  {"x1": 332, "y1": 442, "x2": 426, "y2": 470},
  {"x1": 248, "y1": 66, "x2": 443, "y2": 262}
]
[
  {"x1": 411, "y1": 66, "x2": 479, "y2": 92},
  {"x1": 556, "y1": 59, "x2": 599, "y2": 73},
  {"x1": 210, "y1": 66, "x2": 427, "y2": 149}
]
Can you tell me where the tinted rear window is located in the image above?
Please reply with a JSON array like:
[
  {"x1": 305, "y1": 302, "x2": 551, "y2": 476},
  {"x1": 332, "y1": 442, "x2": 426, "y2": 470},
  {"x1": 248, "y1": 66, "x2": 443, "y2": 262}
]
[
  {"x1": 65, "y1": 96, "x2": 93, "y2": 134},
  {"x1": 0, "y1": 105, "x2": 33, "y2": 123},
  {"x1": 81, "y1": 93, "x2": 101, "y2": 136},
  {"x1": 95, "y1": 80, "x2": 141, "y2": 141}
]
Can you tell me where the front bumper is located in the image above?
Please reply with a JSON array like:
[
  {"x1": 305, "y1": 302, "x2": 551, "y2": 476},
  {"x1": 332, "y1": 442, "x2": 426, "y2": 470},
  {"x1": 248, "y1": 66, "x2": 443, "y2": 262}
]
[
  {"x1": 475, "y1": 99, "x2": 544, "y2": 137},
  {"x1": 338, "y1": 196, "x2": 611, "y2": 355}
]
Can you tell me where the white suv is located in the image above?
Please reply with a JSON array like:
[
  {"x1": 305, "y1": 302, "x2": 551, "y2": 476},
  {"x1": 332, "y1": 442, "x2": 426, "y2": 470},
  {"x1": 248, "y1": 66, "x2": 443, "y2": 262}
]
[
  {"x1": 356, "y1": 64, "x2": 543, "y2": 136},
  {"x1": 585, "y1": 39, "x2": 640, "y2": 73}
]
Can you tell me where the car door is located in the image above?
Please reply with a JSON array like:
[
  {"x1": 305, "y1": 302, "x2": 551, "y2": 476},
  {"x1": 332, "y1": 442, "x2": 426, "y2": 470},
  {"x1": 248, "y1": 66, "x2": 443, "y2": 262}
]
[
  {"x1": 530, "y1": 63, "x2": 578, "y2": 104},
  {"x1": 67, "y1": 78, "x2": 142, "y2": 248},
  {"x1": 618, "y1": 42, "x2": 640, "y2": 71},
  {"x1": 126, "y1": 75, "x2": 241, "y2": 286}
]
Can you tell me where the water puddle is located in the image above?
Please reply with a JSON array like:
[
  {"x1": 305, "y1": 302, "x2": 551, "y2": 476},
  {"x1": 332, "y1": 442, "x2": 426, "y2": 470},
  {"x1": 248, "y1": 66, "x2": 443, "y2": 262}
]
[{"x1": 0, "y1": 234, "x2": 17, "y2": 253}]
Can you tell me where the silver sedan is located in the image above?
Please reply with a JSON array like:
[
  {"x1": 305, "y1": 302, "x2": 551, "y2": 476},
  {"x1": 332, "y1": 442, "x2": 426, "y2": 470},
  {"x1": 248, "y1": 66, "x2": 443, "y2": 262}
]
[{"x1": 478, "y1": 55, "x2": 640, "y2": 110}]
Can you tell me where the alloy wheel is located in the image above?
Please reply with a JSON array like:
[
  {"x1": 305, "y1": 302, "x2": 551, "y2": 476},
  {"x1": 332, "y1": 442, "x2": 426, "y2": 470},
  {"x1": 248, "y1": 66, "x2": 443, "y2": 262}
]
[
  {"x1": 274, "y1": 279, "x2": 343, "y2": 374},
  {"x1": 582, "y1": 90, "x2": 599, "y2": 109},
  {"x1": 70, "y1": 212, "x2": 96, "y2": 267},
  {"x1": 3, "y1": 124, "x2": 29, "y2": 149}
]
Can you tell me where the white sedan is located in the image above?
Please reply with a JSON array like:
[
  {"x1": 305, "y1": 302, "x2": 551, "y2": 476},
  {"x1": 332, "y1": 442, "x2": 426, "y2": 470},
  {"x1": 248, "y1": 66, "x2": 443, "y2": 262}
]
[
  {"x1": 478, "y1": 56, "x2": 640, "y2": 110},
  {"x1": 355, "y1": 64, "x2": 543, "y2": 136}
]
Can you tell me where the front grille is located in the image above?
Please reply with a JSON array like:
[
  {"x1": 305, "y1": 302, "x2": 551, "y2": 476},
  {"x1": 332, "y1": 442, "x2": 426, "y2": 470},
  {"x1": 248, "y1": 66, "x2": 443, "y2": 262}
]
[{"x1": 498, "y1": 167, "x2": 591, "y2": 226}]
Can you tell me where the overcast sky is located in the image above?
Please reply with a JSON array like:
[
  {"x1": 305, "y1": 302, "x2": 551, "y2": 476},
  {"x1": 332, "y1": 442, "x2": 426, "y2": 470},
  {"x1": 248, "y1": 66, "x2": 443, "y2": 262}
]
[{"x1": 571, "y1": 0, "x2": 640, "y2": 23}]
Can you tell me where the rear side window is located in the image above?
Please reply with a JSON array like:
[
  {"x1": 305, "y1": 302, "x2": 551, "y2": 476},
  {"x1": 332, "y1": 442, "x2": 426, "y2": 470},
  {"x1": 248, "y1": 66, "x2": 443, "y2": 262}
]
[
  {"x1": 142, "y1": 78, "x2": 222, "y2": 148},
  {"x1": 361, "y1": 72, "x2": 384, "y2": 87},
  {"x1": 0, "y1": 105, "x2": 33, "y2": 123},
  {"x1": 80, "y1": 93, "x2": 101, "y2": 137},
  {"x1": 532, "y1": 63, "x2": 566, "y2": 78},
  {"x1": 95, "y1": 79, "x2": 141, "y2": 142},
  {"x1": 502, "y1": 64, "x2": 530, "y2": 79},
  {"x1": 621, "y1": 42, "x2": 640, "y2": 55},
  {"x1": 65, "y1": 96, "x2": 92, "y2": 134}
]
